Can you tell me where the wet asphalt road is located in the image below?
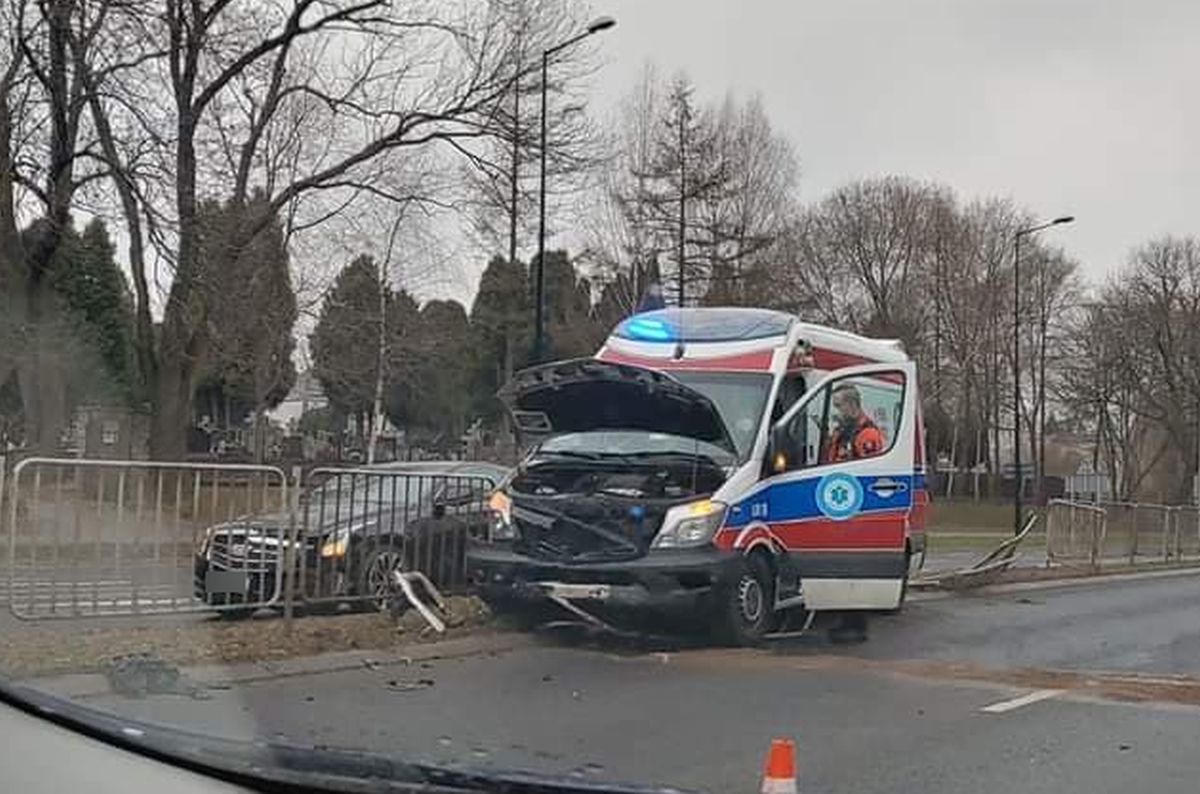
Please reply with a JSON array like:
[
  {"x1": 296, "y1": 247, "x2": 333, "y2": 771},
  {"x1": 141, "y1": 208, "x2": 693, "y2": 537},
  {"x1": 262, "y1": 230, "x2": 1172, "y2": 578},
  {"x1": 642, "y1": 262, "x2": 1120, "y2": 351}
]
[
  {"x1": 859, "y1": 569, "x2": 1200, "y2": 673},
  {"x1": 75, "y1": 570, "x2": 1200, "y2": 794}
]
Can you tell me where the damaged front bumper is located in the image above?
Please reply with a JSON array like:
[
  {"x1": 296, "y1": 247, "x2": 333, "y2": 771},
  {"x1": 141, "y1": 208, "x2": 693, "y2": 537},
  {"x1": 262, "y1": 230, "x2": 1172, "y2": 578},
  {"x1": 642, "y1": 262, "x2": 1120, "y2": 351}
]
[{"x1": 466, "y1": 543, "x2": 742, "y2": 613}]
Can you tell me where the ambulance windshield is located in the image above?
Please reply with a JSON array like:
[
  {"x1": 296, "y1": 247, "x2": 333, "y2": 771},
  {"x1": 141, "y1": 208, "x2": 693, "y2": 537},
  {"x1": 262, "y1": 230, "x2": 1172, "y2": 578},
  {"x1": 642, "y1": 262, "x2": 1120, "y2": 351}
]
[{"x1": 670, "y1": 371, "x2": 773, "y2": 459}]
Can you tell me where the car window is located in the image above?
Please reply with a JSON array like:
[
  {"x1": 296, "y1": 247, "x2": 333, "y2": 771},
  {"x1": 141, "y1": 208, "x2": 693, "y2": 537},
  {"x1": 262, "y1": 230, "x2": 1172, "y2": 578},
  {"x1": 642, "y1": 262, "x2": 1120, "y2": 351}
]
[
  {"x1": 669, "y1": 371, "x2": 773, "y2": 458},
  {"x1": 774, "y1": 371, "x2": 905, "y2": 472},
  {"x1": 770, "y1": 372, "x2": 807, "y2": 424}
]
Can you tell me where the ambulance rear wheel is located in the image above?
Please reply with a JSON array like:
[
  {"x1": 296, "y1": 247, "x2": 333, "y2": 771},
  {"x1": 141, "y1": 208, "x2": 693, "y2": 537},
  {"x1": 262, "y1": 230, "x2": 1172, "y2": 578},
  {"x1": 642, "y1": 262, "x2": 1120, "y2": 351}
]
[
  {"x1": 884, "y1": 550, "x2": 911, "y2": 615},
  {"x1": 715, "y1": 553, "x2": 776, "y2": 646}
]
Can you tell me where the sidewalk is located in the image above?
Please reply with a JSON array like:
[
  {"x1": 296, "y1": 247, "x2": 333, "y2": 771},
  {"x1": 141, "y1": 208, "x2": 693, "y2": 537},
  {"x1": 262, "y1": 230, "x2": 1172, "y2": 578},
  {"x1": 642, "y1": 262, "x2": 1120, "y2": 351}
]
[{"x1": 29, "y1": 630, "x2": 531, "y2": 700}]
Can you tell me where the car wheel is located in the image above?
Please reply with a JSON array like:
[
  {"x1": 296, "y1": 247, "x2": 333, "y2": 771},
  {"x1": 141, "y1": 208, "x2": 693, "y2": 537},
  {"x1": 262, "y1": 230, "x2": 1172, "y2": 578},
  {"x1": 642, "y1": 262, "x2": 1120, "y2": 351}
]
[
  {"x1": 828, "y1": 612, "x2": 869, "y2": 644},
  {"x1": 715, "y1": 553, "x2": 777, "y2": 646},
  {"x1": 884, "y1": 550, "x2": 911, "y2": 615},
  {"x1": 211, "y1": 593, "x2": 256, "y2": 620},
  {"x1": 403, "y1": 519, "x2": 464, "y2": 590},
  {"x1": 357, "y1": 544, "x2": 408, "y2": 613}
]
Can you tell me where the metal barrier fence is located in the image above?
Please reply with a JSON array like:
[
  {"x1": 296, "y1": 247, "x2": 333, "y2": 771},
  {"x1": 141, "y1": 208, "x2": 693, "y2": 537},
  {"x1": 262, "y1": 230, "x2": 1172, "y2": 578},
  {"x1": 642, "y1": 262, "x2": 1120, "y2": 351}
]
[
  {"x1": 4, "y1": 457, "x2": 500, "y2": 620},
  {"x1": 293, "y1": 467, "x2": 497, "y2": 610},
  {"x1": 6, "y1": 458, "x2": 288, "y2": 618},
  {"x1": 1045, "y1": 499, "x2": 1200, "y2": 570}
]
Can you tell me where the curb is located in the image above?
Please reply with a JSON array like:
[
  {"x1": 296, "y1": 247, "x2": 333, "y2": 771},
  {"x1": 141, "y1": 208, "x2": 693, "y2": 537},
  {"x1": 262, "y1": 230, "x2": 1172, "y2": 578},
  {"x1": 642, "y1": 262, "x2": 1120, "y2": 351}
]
[
  {"x1": 26, "y1": 630, "x2": 536, "y2": 700},
  {"x1": 909, "y1": 563, "x2": 1200, "y2": 601}
]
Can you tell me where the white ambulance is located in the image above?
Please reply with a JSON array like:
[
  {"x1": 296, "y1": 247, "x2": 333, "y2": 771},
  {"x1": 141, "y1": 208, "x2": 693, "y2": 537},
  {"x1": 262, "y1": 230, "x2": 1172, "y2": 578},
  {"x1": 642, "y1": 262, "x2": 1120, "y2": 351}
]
[{"x1": 468, "y1": 307, "x2": 929, "y2": 644}]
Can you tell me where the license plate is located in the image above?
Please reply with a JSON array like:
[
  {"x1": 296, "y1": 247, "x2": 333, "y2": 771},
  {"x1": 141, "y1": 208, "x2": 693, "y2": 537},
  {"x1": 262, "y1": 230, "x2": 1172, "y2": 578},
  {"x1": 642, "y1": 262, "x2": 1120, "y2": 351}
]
[
  {"x1": 206, "y1": 570, "x2": 249, "y2": 595},
  {"x1": 540, "y1": 582, "x2": 611, "y2": 600}
]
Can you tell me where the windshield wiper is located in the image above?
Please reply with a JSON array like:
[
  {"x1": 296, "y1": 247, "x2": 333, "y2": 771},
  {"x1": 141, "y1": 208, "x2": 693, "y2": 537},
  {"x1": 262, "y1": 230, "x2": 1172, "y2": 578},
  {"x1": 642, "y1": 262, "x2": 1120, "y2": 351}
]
[
  {"x1": 533, "y1": 449, "x2": 607, "y2": 461},
  {"x1": 621, "y1": 450, "x2": 730, "y2": 466}
]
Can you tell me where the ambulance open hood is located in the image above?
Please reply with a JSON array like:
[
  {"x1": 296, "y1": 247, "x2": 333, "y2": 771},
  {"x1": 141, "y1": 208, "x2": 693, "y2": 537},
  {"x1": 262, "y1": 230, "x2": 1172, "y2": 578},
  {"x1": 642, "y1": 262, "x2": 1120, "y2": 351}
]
[{"x1": 499, "y1": 358, "x2": 737, "y2": 455}]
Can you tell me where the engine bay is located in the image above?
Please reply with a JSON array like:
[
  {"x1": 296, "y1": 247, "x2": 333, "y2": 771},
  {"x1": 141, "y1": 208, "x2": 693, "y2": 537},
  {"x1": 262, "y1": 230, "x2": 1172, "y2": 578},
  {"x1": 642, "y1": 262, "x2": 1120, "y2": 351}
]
[{"x1": 507, "y1": 456, "x2": 727, "y2": 561}]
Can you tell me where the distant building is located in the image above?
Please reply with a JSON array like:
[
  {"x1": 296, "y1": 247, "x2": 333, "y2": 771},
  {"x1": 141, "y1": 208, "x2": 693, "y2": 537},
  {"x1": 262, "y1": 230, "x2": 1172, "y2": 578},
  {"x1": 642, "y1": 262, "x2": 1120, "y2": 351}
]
[{"x1": 268, "y1": 369, "x2": 327, "y2": 432}]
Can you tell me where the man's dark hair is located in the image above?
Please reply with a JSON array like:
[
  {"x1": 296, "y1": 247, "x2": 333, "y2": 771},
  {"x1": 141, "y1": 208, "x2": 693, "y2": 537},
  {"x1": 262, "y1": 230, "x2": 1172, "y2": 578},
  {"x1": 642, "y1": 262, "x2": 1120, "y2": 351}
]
[{"x1": 832, "y1": 383, "x2": 862, "y2": 410}]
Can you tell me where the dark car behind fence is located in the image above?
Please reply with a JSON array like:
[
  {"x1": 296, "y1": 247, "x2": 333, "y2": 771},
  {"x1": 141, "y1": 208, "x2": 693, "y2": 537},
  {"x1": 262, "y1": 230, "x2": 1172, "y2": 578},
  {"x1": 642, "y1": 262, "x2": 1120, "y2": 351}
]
[
  {"x1": 3, "y1": 457, "x2": 502, "y2": 620},
  {"x1": 282, "y1": 466, "x2": 498, "y2": 611}
]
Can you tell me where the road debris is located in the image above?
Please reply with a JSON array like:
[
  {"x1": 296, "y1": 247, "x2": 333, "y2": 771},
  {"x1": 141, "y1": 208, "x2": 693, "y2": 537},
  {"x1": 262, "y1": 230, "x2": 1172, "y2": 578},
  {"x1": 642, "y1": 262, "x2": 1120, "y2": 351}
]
[
  {"x1": 385, "y1": 678, "x2": 435, "y2": 692},
  {"x1": 915, "y1": 513, "x2": 1038, "y2": 590},
  {"x1": 2, "y1": 603, "x2": 497, "y2": 680},
  {"x1": 106, "y1": 653, "x2": 208, "y2": 699}
]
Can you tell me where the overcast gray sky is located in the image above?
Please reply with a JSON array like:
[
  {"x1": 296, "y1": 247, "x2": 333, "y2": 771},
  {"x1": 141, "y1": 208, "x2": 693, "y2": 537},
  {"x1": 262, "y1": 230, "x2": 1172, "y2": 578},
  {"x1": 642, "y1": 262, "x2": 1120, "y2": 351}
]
[{"x1": 587, "y1": 0, "x2": 1200, "y2": 281}]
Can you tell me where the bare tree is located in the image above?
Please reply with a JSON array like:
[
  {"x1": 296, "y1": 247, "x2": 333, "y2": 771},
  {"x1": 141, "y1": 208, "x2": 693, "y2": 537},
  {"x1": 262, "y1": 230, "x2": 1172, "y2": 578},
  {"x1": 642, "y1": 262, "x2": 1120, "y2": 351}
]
[
  {"x1": 581, "y1": 62, "x2": 666, "y2": 314},
  {"x1": 66, "y1": 0, "x2": 574, "y2": 456},
  {"x1": 698, "y1": 93, "x2": 797, "y2": 305},
  {"x1": 457, "y1": 0, "x2": 602, "y2": 265},
  {"x1": 0, "y1": 0, "x2": 124, "y2": 451},
  {"x1": 586, "y1": 67, "x2": 798, "y2": 311},
  {"x1": 770, "y1": 179, "x2": 1084, "y2": 488}
]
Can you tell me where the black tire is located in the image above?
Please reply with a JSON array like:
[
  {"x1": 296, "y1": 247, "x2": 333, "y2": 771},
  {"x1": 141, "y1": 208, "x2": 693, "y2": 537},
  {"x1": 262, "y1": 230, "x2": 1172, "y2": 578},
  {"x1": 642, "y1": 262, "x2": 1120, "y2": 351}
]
[
  {"x1": 211, "y1": 594, "x2": 256, "y2": 620},
  {"x1": 884, "y1": 550, "x2": 911, "y2": 615},
  {"x1": 216, "y1": 607, "x2": 256, "y2": 620},
  {"x1": 828, "y1": 612, "x2": 869, "y2": 644},
  {"x1": 356, "y1": 542, "x2": 409, "y2": 613},
  {"x1": 714, "y1": 553, "x2": 777, "y2": 646}
]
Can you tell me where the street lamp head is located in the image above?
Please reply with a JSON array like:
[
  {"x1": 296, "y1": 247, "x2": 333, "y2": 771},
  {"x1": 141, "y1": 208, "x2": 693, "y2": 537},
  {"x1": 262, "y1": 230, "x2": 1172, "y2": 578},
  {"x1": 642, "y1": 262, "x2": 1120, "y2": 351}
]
[
  {"x1": 1052, "y1": 215, "x2": 1075, "y2": 225},
  {"x1": 587, "y1": 16, "x2": 617, "y2": 34}
]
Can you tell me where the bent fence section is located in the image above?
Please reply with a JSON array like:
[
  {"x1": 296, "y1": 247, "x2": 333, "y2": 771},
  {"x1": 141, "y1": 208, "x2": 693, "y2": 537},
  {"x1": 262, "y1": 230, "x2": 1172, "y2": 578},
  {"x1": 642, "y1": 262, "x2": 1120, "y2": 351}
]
[
  {"x1": 292, "y1": 467, "x2": 495, "y2": 610},
  {"x1": 1045, "y1": 499, "x2": 1200, "y2": 571},
  {"x1": 3, "y1": 457, "x2": 498, "y2": 620}
]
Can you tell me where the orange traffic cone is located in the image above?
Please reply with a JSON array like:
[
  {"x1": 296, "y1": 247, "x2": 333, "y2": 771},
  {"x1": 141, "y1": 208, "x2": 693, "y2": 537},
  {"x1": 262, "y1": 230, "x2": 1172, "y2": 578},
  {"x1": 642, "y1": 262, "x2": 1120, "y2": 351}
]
[{"x1": 760, "y1": 737, "x2": 798, "y2": 794}]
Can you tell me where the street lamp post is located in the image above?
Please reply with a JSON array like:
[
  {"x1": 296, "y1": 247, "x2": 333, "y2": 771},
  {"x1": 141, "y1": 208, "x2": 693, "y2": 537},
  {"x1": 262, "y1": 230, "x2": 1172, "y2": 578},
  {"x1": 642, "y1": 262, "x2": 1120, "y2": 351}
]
[
  {"x1": 1013, "y1": 215, "x2": 1074, "y2": 534},
  {"x1": 533, "y1": 15, "x2": 615, "y2": 363}
]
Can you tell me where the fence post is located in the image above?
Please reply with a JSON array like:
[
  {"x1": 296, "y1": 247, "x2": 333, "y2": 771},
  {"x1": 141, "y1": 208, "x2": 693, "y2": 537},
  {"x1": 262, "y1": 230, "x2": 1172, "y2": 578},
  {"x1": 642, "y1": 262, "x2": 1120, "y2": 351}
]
[
  {"x1": 283, "y1": 465, "x2": 302, "y2": 631},
  {"x1": 1193, "y1": 505, "x2": 1200, "y2": 561},
  {"x1": 1, "y1": 453, "x2": 6, "y2": 608},
  {"x1": 1129, "y1": 504, "x2": 1138, "y2": 564},
  {"x1": 1068, "y1": 502, "x2": 1077, "y2": 560},
  {"x1": 0, "y1": 453, "x2": 5, "y2": 561},
  {"x1": 1044, "y1": 502, "x2": 1054, "y2": 567},
  {"x1": 1091, "y1": 509, "x2": 1106, "y2": 572},
  {"x1": 1162, "y1": 508, "x2": 1171, "y2": 562}
]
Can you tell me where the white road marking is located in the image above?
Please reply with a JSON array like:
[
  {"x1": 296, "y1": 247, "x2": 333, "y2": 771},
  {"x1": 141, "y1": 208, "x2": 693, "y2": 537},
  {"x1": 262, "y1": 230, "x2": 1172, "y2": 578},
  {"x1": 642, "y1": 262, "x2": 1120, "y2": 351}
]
[{"x1": 981, "y1": 689, "x2": 1065, "y2": 714}]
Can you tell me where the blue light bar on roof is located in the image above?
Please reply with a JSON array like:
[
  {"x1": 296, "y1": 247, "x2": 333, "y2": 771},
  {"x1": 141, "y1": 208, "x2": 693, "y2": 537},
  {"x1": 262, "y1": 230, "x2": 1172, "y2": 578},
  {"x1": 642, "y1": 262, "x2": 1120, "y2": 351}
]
[{"x1": 620, "y1": 315, "x2": 675, "y2": 341}]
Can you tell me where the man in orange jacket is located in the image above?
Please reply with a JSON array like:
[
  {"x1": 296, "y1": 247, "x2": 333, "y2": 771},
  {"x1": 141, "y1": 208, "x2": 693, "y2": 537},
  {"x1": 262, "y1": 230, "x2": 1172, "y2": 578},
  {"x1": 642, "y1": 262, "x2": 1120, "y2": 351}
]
[{"x1": 826, "y1": 384, "x2": 886, "y2": 463}]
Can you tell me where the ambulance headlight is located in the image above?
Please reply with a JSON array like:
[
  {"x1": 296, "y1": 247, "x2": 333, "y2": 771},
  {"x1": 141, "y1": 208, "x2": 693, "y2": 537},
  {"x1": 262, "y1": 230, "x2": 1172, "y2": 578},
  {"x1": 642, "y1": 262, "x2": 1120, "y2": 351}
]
[
  {"x1": 486, "y1": 490, "x2": 515, "y2": 542},
  {"x1": 651, "y1": 500, "x2": 727, "y2": 549}
]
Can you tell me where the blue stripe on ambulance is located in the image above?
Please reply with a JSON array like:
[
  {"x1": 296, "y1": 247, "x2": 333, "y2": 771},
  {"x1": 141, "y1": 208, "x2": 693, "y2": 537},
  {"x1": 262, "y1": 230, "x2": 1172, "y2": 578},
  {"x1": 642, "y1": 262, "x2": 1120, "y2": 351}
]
[{"x1": 724, "y1": 474, "x2": 915, "y2": 529}]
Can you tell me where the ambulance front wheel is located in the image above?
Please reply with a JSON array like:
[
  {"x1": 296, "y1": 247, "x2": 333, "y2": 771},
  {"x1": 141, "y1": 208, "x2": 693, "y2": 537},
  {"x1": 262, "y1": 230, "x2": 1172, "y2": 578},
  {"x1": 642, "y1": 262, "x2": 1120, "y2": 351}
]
[{"x1": 715, "y1": 553, "x2": 777, "y2": 646}]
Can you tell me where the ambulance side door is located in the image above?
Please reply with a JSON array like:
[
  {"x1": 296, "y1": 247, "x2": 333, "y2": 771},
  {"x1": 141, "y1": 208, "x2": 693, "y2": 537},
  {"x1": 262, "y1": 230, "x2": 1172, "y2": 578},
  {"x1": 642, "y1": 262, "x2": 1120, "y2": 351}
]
[{"x1": 762, "y1": 362, "x2": 916, "y2": 610}]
